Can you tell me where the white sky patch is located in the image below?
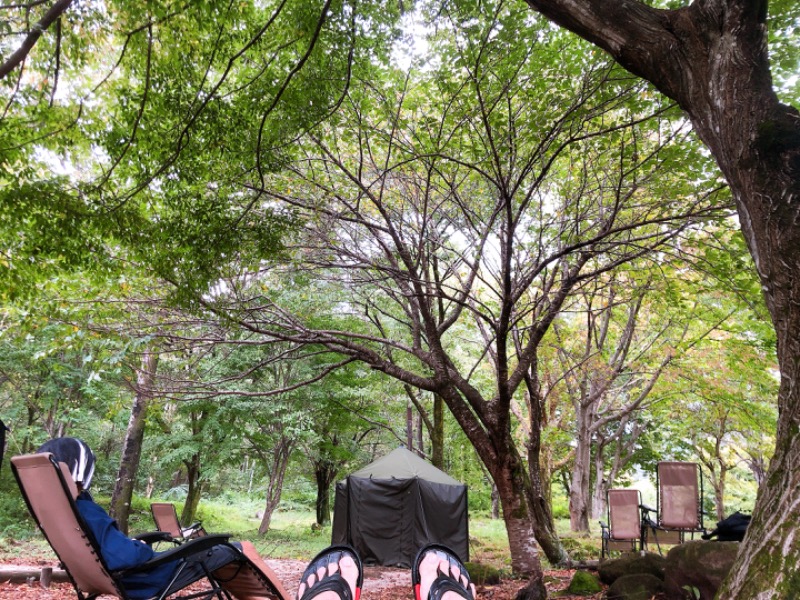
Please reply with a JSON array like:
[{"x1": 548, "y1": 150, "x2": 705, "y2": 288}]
[
  {"x1": 392, "y1": 10, "x2": 432, "y2": 71},
  {"x1": 33, "y1": 147, "x2": 75, "y2": 177}
]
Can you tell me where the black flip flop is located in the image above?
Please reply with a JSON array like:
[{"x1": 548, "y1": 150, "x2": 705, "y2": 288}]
[
  {"x1": 297, "y1": 545, "x2": 363, "y2": 600},
  {"x1": 412, "y1": 544, "x2": 474, "y2": 600}
]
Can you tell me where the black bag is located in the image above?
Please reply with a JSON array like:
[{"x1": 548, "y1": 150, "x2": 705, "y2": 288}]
[{"x1": 701, "y1": 511, "x2": 751, "y2": 542}]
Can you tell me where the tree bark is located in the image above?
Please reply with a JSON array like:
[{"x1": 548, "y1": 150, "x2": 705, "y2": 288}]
[
  {"x1": 0, "y1": 0, "x2": 74, "y2": 80},
  {"x1": 526, "y1": 377, "x2": 569, "y2": 565},
  {"x1": 314, "y1": 459, "x2": 338, "y2": 526},
  {"x1": 490, "y1": 450, "x2": 550, "y2": 588},
  {"x1": 257, "y1": 436, "x2": 293, "y2": 534},
  {"x1": 521, "y1": 1, "x2": 800, "y2": 596},
  {"x1": 569, "y1": 406, "x2": 592, "y2": 532},
  {"x1": 182, "y1": 451, "x2": 202, "y2": 526},
  {"x1": 110, "y1": 351, "x2": 158, "y2": 533},
  {"x1": 431, "y1": 394, "x2": 444, "y2": 469}
]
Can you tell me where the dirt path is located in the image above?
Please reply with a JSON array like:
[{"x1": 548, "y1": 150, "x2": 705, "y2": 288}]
[{"x1": 0, "y1": 558, "x2": 603, "y2": 599}]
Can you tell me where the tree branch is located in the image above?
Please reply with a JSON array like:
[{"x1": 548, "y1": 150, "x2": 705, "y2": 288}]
[{"x1": 0, "y1": 0, "x2": 73, "y2": 80}]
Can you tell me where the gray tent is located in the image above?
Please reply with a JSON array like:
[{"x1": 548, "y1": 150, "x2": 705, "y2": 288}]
[{"x1": 331, "y1": 447, "x2": 469, "y2": 568}]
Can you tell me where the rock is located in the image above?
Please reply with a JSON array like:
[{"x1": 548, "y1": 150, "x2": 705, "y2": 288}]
[
  {"x1": 663, "y1": 540, "x2": 739, "y2": 599},
  {"x1": 598, "y1": 552, "x2": 666, "y2": 585},
  {"x1": 565, "y1": 570, "x2": 603, "y2": 595},
  {"x1": 465, "y1": 562, "x2": 502, "y2": 585},
  {"x1": 606, "y1": 573, "x2": 664, "y2": 600}
]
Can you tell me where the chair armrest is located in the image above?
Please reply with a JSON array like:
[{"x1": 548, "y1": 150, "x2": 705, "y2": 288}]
[
  {"x1": 115, "y1": 534, "x2": 233, "y2": 575},
  {"x1": 133, "y1": 531, "x2": 175, "y2": 545}
]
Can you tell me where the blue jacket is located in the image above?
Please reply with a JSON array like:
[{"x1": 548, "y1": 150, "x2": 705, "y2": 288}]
[{"x1": 76, "y1": 493, "x2": 179, "y2": 599}]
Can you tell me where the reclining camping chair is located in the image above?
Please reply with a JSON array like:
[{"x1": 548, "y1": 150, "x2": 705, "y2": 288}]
[
  {"x1": 599, "y1": 489, "x2": 645, "y2": 559},
  {"x1": 640, "y1": 461, "x2": 706, "y2": 554},
  {"x1": 151, "y1": 502, "x2": 206, "y2": 543},
  {"x1": 11, "y1": 452, "x2": 290, "y2": 600}
]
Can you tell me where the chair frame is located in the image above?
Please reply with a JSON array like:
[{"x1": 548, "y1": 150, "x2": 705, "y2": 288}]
[
  {"x1": 11, "y1": 452, "x2": 281, "y2": 600},
  {"x1": 599, "y1": 488, "x2": 645, "y2": 559},
  {"x1": 151, "y1": 502, "x2": 206, "y2": 543},
  {"x1": 640, "y1": 461, "x2": 706, "y2": 555}
]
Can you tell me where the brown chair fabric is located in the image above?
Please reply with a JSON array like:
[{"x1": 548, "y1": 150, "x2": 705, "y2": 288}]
[
  {"x1": 12, "y1": 453, "x2": 123, "y2": 597},
  {"x1": 150, "y1": 503, "x2": 205, "y2": 541},
  {"x1": 608, "y1": 489, "x2": 641, "y2": 541},
  {"x1": 658, "y1": 461, "x2": 702, "y2": 530},
  {"x1": 12, "y1": 453, "x2": 289, "y2": 600}
]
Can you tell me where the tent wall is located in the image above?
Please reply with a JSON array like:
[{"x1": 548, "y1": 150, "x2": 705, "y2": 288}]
[{"x1": 331, "y1": 475, "x2": 468, "y2": 568}]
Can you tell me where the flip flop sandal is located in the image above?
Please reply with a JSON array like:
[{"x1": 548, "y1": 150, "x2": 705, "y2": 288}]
[
  {"x1": 412, "y1": 544, "x2": 474, "y2": 600},
  {"x1": 298, "y1": 545, "x2": 363, "y2": 600}
]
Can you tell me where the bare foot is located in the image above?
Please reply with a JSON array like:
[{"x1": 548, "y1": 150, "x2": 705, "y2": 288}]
[
  {"x1": 416, "y1": 547, "x2": 475, "y2": 600},
  {"x1": 297, "y1": 547, "x2": 361, "y2": 600}
]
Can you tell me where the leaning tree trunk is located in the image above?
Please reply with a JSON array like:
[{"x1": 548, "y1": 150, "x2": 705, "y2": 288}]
[
  {"x1": 258, "y1": 436, "x2": 293, "y2": 534},
  {"x1": 439, "y1": 380, "x2": 551, "y2": 584},
  {"x1": 522, "y1": 1, "x2": 800, "y2": 596},
  {"x1": 110, "y1": 351, "x2": 158, "y2": 533},
  {"x1": 182, "y1": 451, "x2": 202, "y2": 525}
]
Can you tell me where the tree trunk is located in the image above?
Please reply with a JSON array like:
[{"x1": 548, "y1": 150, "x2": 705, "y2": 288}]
[
  {"x1": 182, "y1": 451, "x2": 202, "y2": 525},
  {"x1": 431, "y1": 394, "x2": 444, "y2": 469},
  {"x1": 109, "y1": 351, "x2": 158, "y2": 533},
  {"x1": 314, "y1": 459, "x2": 338, "y2": 526},
  {"x1": 591, "y1": 445, "x2": 607, "y2": 521},
  {"x1": 258, "y1": 436, "x2": 293, "y2": 534},
  {"x1": 406, "y1": 401, "x2": 414, "y2": 451},
  {"x1": 569, "y1": 406, "x2": 592, "y2": 532},
  {"x1": 521, "y1": 2, "x2": 800, "y2": 596},
  {"x1": 491, "y1": 455, "x2": 549, "y2": 585},
  {"x1": 526, "y1": 392, "x2": 569, "y2": 566}
]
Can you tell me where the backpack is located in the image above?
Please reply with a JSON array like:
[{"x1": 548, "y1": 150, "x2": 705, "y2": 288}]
[{"x1": 701, "y1": 511, "x2": 751, "y2": 542}]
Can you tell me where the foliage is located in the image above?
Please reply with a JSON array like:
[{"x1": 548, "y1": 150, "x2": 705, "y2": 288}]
[{"x1": 0, "y1": 0, "x2": 785, "y2": 574}]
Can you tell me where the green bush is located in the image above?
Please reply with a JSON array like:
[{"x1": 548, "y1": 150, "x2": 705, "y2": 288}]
[{"x1": 551, "y1": 495, "x2": 570, "y2": 519}]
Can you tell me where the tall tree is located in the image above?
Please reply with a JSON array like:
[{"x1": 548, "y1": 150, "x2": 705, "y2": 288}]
[
  {"x1": 518, "y1": 2, "x2": 798, "y2": 595},
  {"x1": 220, "y1": 7, "x2": 728, "y2": 581}
]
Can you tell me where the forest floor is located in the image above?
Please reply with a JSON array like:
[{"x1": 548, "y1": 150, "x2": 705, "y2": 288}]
[{"x1": 0, "y1": 554, "x2": 606, "y2": 599}]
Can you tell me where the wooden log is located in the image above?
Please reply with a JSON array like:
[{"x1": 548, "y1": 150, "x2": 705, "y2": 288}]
[{"x1": 0, "y1": 565, "x2": 68, "y2": 584}]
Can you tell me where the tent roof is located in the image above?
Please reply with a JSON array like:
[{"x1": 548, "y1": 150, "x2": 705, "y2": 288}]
[{"x1": 348, "y1": 447, "x2": 463, "y2": 486}]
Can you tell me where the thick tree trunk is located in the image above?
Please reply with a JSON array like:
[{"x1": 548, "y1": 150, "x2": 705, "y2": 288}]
[
  {"x1": 521, "y1": 2, "x2": 800, "y2": 596},
  {"x1": 490, "y1": 455, "x2": 548, "y2": 598},
  {"x1": 110, "y1": 351, "x2": 158, "y2": 533}
]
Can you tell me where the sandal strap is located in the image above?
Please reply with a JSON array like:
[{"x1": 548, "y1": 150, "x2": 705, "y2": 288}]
[
  {"x1": 300, "y1": 572, "x2": 353, "y2": 600},
  {"x1": 429, "y1": 573, "x2": 474, "y2": 600}
]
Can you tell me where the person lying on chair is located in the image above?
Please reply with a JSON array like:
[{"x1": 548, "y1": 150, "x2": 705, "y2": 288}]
[
  {"x1": 38, "y1": 437, "x2": 477, "y2": 600},
  {"x1": 36, "y1": 437, "x2": 289, "y2": 600}
]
